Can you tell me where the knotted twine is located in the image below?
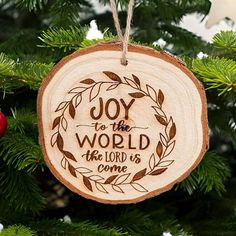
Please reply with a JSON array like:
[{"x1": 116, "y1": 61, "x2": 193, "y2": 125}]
[{"x1": 109, "y1": 0, "x2": 135, "y2": 65}]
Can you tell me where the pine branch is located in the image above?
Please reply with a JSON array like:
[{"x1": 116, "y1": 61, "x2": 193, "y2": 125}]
[
  {"x1": 0, "y1": 53, "x2": 15, "y2": 76},
  {"x1": 0, "y1": 107, "x2": 41, "y2": 173},
  {"x1": 0, "y1": 131, "x2": 43, "y2": 172},
  {"x1": 0, "y1": 30, "x2": 57, "y2": 63},
  {"x1": 0, "y1": 162, "x2": 45, "y2": 214},
  {"x1": 30, "y1": 220, "x2": 127, "y2": 236},
  {"x1": 0, "y1": 53, "x2": 53, "y2": 91},
  {"x1": 177, "y1": 152, "x2": 231, "y2": 195},
  {"x1": 110, "y1": 208, "x2": 193, "y2": 236},
  {"x1": 38, "y1": 26, "x2": 115, "y2": 52},
  {"x1": 16, "y1": 0, "x2": 48, "y2": 11},
  {"x1": 213, "y1": 31, "x2": 236, "y2": 52},
  {"x1": 160, "y1": 24, "x2": 207, "y2": 54},
  {"x1": 192, "y1": 57, "x2": 236, "y2": 95},
  {"x1": 1, "y1": 225, "x2": 36, "y2": 236},
  {"x1": 7, "y1": 109, "x2": 38, "y2": 136},
  {"x1": 48, "y1": 0, "x2": 93, "y2": 26},
  {"x1": 207, "y1": 92, "x2": 236, "y2": 149},
  {"x1": 80, "y1": 34, "x2": 116, "y2": 48},
  {"x1": 38, "y1": 26, "x2": 87, "y2": 51},
  {"x1": 14, "y1": 61, "x2": 53, "y2": 90}
]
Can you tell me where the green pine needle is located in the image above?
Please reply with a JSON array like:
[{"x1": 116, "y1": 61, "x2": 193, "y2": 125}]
[
  {"x1": 0, "y1": 162, "x2": 45, "y2": 214},
  {"x1": 38, "y1": 26, "x2": 116, "y2": 51},
  {"x1": 0, "y1": 53, "x2": 15, "y2": 77},
  {"x1": 0, "y1": 109, "x2": 43, "y2": 172},
  {"x1": 1, "y1": 225, "x2": 36, "y2": 236},
  {"x1": 0, "y1": 53, "x2": 53, "y2": 91},
  {"x1": 31, "y1": 220, "x2": 127, "y2": 236},
  {"x1": 14, "y1": 61, "x2": 54, "y2": 90},
  {"x1": 192, "y1": 57, "x2": 236, "y2": 95},
  {"x1": 16, "y1": 0, "x2": 48, "y2": 11},
  {"x1": 213, "y1": 31, "x2": 236, "y2": 52},
  {"x1": 0, "y1": 132, "x2": 43, "y2": 172},
  {"x1": 109, "y1": 208, "x2": 193, "y2": 236},
  {"x1": 7, "y1": 109, "x2": 38, "y2": 136},
  {"x1": 38, "y1": 26, "x2": 88, "y2": 51},
  {"x1": 177, "y1": 152, "x2": 231, "y2": 195}
]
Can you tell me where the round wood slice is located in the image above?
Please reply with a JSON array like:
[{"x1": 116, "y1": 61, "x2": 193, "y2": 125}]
[{"x1": 37, "y1": 42, "x2": 209, "y2": 204}]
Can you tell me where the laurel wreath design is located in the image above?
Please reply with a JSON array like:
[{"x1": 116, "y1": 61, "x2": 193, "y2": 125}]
[{"x1": 50, "y1": 72, "x2": 176, "y2": 194}]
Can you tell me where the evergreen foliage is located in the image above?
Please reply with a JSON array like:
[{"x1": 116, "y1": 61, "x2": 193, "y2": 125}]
[
  {"x1": 193, "y1": 57, "x2": 236, "y2": 94},
  {"x1": 0, "y1": 161, "x2": 45, "y2": 214},
  {"x1": 30, "y1": 220, "x2": 127, "y2": 236},
  {"x1": 213, "y1": 30, "x2": 236, "y2": 52},
  {"x1": 16, "y1": 0, "x2": 48, "y2": 12},
  {"x1": 0, "y1": 0, "x2": 235, "y2": 235},
  {"x1": 177, "y1": 152, "x2": 231, "y2": 195},
  {"x1": 0, "y1": 53, "x2": 53, "y2": 92},
  {"x1": 38, "y1": 26, "x2": 115, "y2": 51},
  {"x1": 38, "y1": 26, "x2": 87, "y2": 51},
  {"x1": 1, "y1": 225, "x2": 36, "y2": 236}
]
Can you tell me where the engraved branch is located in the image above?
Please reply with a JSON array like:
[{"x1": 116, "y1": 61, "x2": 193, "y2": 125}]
[{"x1": 50, "y1": 71, "x2": 176, "y2": 194}]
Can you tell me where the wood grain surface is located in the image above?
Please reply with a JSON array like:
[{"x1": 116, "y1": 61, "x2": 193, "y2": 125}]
[{"x1": 37, "y1": 42, "x2": 209, "y2": 204}]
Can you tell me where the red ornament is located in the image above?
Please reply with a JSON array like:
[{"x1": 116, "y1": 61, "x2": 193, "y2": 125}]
[{"x1": 0, "y1": 112, "x2": 7, "y2": 138}]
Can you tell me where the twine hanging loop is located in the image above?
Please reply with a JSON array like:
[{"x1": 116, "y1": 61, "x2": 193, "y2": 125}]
[{"x1": 109, "y1": 0, "x2": 135, "y2": 65}]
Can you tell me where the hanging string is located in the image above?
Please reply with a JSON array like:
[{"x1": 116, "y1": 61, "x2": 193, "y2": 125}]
[{"x1": 109, "y1": 0, "x2": 135, "y2": 65}]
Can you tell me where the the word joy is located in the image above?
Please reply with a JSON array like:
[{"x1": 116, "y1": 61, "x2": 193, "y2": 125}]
[{"x1": 90, "y1": 97, "x2": 135, "y2": 120}]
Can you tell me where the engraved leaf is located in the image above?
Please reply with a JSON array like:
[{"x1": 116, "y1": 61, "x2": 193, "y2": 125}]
[
  {"x1": 95, "y1": 182, "x2": 108, "y2": 193},
  {"x1": 164, "y1": 141, "x2": 176, "y2": 157},
  {"x1": 83, "y1": 176, "x2": 93, "y2": 191},
  {"x1": 152, "y1": 106, "x2": 165, "y2": 117},
  {"x1": 80, "y1": 78, "x2": 95, "y2": 84},
  {"x1": 158, "y1": 89, "x2": 164, "y2": 106},
  {"x1": 76, "y1": 167, "x2": 92, "y2": 174},
  {"x1": 61, "y1": 157, "x2": 67, "y2": 169},
  {"x1": 169, "y1": 122, "x2": 176, "y2": 140},
  {"x1": 131, "y1": 183, "x2": 148, "y2": 192},
  {"x1": 89, "y1": 82, "x2": 102, "y2": 102},
  {"x1": 89, "y1": 175, "x2": 104, "y2": 182},
  {"x1": 129, "y1": 92, "x2": 145, "y2": 98},
  {"x1": 165, "y1": 117, "x2": 174, "y2": 138},
  {"x1": 112, "y1": 185, "x2": 124, "y2": 193},
  {"x1": 160, "y1": 133, "x2": 168, "y2": 147},
  {"x1": 103, "y1": 71, "x2": 122, "y2": 82},
  {"x1": 104, "y1": 175, "x2": 118, "y2": 184},
  {"x1": 63, "y1": 150, "x2": 77, "y2": 161},
  {"x1": 61, "y1": 117, "x2": 68, "y2": 131},
  {"x1": 150, "y1": 168, "x2": 167, "y2": 175},
  {"x1": 158, "y1": 160, "x2": 174, "y2": 167},
  {"x1": 69, "y1": 86, "x2": 86, "y2": 94},
  {"x1": 51, "y1": 132, "x2": 58, "y2": 147},
  {"x1": 146, "y1": 85, "x2": 157, "y2": 101},
  {"x1": 156, "y1": 141, "x2": 163, "y2": 157},
  {"x1": 114, "y1": 173, "x2": 131, "y2": 185},
  {"x1": 55, "y1": 101, "x2": 68, "y2": 112},
  {"x1": 75, "y1": 94, "x2": 82, "y2": 108},
  {"x1": 132, "y1": 168, "x2": 147, "y2": 182},
  {"x1": 132, "y1": 74, "x2": 140, "y2": 86},
  {"x1": 149, "y1": 154, "x2": 156, "y2": 170},
  {"x1": 68, "y1": 163, "x2": 77, "y2": 177},
  {"x1": 106, "y1": 83, "x2": 119, "y2": 91},
  {"x1": 155, "y1": 114, "x2": 167, "y2": 126},
  {"x1": 69, "y1": 102, "x2": 75, "y2": 119},
  {"x1": 57, "y1": 133, "x2": 64, "y2": 151},
  {"x1": 52, "y1": 117, "x2": 60, "y2": 129},
  {"x1": 124, "y1": 77, "x2": 138, "y2": 88}
]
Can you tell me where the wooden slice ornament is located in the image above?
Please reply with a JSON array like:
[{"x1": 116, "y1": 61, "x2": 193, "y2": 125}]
[{"x1": 37, "y1": 42, "x2": 209, "y2": 204}]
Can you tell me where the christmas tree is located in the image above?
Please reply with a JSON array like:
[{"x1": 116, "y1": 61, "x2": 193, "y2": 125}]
[{"x1": 0, "y1": 0, "x2": 235, "y2": 235}]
